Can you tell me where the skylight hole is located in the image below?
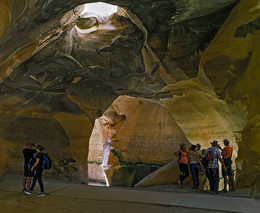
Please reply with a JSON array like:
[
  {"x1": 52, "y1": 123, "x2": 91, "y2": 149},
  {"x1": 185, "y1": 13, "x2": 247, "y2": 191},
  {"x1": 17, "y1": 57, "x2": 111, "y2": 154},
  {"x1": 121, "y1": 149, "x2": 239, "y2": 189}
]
[{"x1": 80, "y1": 2, "x2": 118, "y2": 23}]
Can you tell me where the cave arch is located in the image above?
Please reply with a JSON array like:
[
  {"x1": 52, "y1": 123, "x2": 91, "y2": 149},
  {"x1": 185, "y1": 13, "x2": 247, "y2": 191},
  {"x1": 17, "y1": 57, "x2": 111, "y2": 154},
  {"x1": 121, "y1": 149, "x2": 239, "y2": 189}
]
[{"x1": 88, "y1": 95, "x2": 192, "y2": 187}]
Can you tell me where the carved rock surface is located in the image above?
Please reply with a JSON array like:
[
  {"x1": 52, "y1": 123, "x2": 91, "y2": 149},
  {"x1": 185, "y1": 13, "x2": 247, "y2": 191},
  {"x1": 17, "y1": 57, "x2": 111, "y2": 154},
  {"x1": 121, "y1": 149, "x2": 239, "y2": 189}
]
[
  {"x1": 89, "y1": 96, "x2": 190, "y2": 186},
  {"x1": 0, "y1": 0, "x2": 259, "y2": 196}
]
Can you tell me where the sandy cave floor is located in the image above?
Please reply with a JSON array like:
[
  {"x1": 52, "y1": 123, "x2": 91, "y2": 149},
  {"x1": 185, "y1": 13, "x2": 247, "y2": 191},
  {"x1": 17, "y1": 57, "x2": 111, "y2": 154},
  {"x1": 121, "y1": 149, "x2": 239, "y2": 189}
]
[{"x1": 0, "y1": 175, "x2": 259, "y2": 213}]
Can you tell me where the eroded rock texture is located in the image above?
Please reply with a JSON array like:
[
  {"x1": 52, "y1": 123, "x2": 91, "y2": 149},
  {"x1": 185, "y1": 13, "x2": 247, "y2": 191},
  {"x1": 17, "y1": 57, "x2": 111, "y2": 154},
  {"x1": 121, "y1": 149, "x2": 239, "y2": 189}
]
[
  {"x1": 0, "y1": 0, "x2": 259, "y2": 197},
  {"x1": 92, "y1": 96, "x2": 191, "y2": 186}
]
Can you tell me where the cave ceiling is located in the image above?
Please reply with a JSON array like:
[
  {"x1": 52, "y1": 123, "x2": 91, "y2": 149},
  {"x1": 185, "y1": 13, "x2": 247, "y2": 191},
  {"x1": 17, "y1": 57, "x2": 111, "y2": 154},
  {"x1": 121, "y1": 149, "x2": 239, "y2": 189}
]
[{"x1": 0, "y1": 0, "x2": 241, "y2": 116}]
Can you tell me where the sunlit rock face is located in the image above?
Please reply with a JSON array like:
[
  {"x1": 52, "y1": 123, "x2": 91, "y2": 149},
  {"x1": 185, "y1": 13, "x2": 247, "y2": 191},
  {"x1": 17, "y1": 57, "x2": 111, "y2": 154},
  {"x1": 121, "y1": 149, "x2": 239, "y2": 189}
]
[
  {"x1": 88, "y1": 96, "x2": 190, "y2": 186},
  {"x1": 199, "y1": 0, "x2": 260, "y2": 196},
  {"x1": 0, "y1": 0, "x2": 259, "y2": 196}
]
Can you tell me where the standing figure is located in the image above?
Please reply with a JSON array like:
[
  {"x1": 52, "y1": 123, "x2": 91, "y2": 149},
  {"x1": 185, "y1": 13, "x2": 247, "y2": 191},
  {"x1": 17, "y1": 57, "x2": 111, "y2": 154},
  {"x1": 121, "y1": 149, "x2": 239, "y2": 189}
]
[
  {"x1": 206, "y1": 141, "x2": 226, "y2": 194},
  {"x1": 219, "y1": 138, "x2": 236, "y2": 192},
  {"x1": 24, "y1": 144, "x2": 45, "y2": 197},
  {"x1": 196, "y1": 144, "x2": 202, "y2": 159},
  {"x1": 22, "y1": 141, "x2": 36, "y2": 191},
  {"x1": 174, "y1": 143, "x2": 189, "y2": 187},
  {"x1": 188, "y1": 145, "x2": 204, "y2": 189},
  {"x1": 201, "y1": 149, "x2": 206, "y2": 158}
]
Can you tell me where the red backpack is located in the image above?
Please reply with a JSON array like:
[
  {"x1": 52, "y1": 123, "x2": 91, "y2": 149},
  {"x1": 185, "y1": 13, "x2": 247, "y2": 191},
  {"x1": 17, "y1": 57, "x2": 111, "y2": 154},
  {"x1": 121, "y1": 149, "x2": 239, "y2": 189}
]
[{"x1": 205, "y1": 150, "x2": 214, "y2": 161}]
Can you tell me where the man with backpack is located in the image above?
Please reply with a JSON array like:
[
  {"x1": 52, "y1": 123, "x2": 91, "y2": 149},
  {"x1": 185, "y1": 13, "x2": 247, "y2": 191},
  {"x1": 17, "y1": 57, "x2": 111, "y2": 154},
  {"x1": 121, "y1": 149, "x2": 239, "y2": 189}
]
[
  {"x1": 219, "y1": 138, "x2": 236, "y2": 192},
  {"x1": 24, "y1": 144, "x2": 47, "y2": 197},
  {"x1": 205, "y1": 140, "x2": 226, "y2": 195}
]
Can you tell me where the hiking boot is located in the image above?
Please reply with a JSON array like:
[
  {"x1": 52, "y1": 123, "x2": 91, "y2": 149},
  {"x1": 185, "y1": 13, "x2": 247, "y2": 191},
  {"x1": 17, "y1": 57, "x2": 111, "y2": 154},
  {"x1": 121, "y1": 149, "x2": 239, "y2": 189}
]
[
  {"x1": 220, "y1": 189, "x2": 228, "y2": 193},
  {"x1": 37, "y1": 192, "x2": 45, "y2": 197},
  {"x1": 192, "y1": 185, "x2": 199, "y2": 189},
  {"x1": 178, "y1": 180, "x2": 183, "y2": 188},
  {"x1": 177, "y1": 180, "x2": 183, "y2": 187},
  {"x1": 210, "y1": 190, "x2": 220, "y2": 195},
  {"x1": 24, "y1": 190, "x2": 32, "y2": 195}
]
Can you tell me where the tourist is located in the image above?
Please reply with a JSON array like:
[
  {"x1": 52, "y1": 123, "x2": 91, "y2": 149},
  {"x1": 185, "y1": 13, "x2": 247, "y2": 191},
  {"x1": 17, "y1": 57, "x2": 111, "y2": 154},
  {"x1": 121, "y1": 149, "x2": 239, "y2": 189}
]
[
  {"x1": 219, "y1": 138, "x2": 236, "y2": 192},
  {"x1": 200, "y1": 148, "x2": 209, "y2": 190},
  {"x1": 22, "y1": 140, "x2": 36, "y2": 192},
  {"x1": 201, "y1": 149, "x2": 207, "y2": 168},
  {"x1": 174, "y1": 143, "x2": 189, "y2": 187},
  {"x1": 201, "y1": 149, "x2": 206, "y2": 158},
  {"x1": 24, "y1": 144, "x2": 45, "y2": 196},
  {"x1": 188, "y1": 145, "x2": 204, "y2": 189},
  {"x1": 205, "y1": 140, "x2": 226, "y2": 194},
  {"x1": 196, "y1": 144, "x2": 202, "y2": 158}
]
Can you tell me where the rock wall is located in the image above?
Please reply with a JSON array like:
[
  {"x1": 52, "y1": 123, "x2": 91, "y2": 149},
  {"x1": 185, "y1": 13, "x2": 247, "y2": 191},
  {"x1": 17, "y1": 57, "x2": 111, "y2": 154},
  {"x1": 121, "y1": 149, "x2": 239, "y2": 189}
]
[
  {"x1": 199, "y1": 0, "x2": 260, "y2": 196},
  {"x1": 92, "y1": 96, "x2": 190, "y2": 186},
  {"x1": 0, "y1": 0, "x2": 259, "y2": 196}
]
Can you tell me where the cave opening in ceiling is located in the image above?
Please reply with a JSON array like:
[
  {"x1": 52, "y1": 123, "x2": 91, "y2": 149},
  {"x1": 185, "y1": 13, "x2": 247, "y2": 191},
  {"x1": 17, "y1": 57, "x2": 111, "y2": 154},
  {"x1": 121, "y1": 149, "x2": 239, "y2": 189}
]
[
  {"x1": 74, "y1": 2, "x2": 118, "y2": 34},
  {"x1": 80, "y1": 2, "x2": 118, "y2": 22}
]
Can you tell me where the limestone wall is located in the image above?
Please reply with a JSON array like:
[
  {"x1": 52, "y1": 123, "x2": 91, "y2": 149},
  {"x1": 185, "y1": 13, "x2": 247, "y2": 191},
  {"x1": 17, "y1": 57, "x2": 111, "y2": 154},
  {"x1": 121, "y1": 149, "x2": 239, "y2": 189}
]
[
  {"x1": 0, "y1": 0, "x2": 259, "y2": 197},
  {"x1": 89, "y1": 96, "x2": 190, "y2": 186}
]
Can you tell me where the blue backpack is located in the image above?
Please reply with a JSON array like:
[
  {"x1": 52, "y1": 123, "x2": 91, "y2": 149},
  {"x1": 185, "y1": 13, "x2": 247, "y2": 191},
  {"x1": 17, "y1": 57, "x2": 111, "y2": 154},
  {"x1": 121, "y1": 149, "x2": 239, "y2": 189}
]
[{"x1": 42, "y1": 153, "x2": 52, "y2": 170}]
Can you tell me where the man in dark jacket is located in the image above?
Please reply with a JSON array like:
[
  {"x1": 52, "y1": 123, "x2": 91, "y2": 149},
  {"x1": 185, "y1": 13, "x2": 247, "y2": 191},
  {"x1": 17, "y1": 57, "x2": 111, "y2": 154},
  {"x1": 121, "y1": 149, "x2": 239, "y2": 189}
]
[
  {"x1": 24, "y1": 144, "x2": 45, "y2": 196},
  {"x1": 22, "y1": 140, "x2": 36, "y2": 191}
]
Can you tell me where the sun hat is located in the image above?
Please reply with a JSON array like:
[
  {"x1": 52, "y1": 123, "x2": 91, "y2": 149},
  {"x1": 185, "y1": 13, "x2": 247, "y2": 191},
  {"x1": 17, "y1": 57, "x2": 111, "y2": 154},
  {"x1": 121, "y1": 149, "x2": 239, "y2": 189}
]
[{"x1": 210, "y1": 140, "x2": 219, "y2": 147}]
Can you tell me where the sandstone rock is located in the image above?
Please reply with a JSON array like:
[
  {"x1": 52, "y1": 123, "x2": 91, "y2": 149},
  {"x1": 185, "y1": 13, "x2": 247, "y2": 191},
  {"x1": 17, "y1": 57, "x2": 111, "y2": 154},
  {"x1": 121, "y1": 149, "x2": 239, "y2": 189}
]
[
  {"x1": 97, "y1": 96, "x2": 191, "y2": 186},
  {"x1": 0, "y1": 0, "x2": 259, "y2": 196},
  {"x1": 199, "y1": 0, "x2": 260, "y2": 196}
]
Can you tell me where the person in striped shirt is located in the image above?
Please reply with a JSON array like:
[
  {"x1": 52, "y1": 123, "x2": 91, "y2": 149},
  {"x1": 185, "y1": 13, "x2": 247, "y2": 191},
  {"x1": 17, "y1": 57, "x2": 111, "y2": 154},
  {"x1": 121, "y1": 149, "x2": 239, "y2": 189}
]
[{"x1": 205, "y1": 140, "x2": 226, "y2": 194}]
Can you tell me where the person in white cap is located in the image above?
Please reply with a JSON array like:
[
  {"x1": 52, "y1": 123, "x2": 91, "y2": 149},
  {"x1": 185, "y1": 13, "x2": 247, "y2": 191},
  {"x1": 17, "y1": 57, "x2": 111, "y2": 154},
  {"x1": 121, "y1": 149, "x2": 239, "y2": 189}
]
[{"x1": 219, "y1": 138, "x2": 236, "y2": 192}]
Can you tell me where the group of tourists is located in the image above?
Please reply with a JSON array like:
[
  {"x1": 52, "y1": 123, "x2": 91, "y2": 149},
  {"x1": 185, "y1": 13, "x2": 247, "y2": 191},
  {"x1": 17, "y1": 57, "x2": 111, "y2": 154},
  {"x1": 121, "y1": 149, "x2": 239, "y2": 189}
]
[
  {"x1": 22, "y1": 138, "x2": 235, "y2": 196},
  {"x1": 174, "y1": 139, "x2": 236, "y2": 195},
  {"x1": 22, "y1": 141, "x2": 46, "y2": 197}
]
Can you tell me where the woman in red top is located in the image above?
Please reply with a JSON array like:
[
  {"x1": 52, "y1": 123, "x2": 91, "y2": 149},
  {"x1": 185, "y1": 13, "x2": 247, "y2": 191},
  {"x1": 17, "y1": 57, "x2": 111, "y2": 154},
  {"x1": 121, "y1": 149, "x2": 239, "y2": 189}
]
[
  {"x1": 174, "y1": 143, "x2": 189, "y2": 187},
  {"x1": 219, "y1": 138, "x2": 236, "y2": 192}
]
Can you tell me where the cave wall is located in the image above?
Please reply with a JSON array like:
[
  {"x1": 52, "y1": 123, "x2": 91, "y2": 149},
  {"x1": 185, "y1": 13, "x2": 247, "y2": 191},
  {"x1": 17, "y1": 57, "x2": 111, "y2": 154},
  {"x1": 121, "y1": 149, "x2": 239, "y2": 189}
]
[
  {"x1": 199, "y1": 0, "x2": 260, "y2": 195},
  {"x1": 0, "y1": 0, "x2": 259, "y2": 196},
  {"x1": 97, "y1": 96, "x2": 191, "y2": 186}
]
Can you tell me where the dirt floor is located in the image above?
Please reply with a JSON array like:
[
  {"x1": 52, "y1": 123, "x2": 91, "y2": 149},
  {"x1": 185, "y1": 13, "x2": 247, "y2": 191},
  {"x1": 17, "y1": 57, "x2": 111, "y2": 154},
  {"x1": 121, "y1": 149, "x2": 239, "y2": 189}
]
[{"x1": 0, "y1": 175, "x2": 259, "y2": 213}]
